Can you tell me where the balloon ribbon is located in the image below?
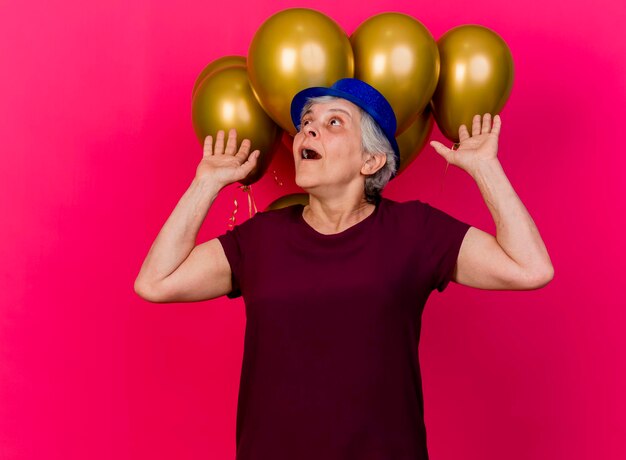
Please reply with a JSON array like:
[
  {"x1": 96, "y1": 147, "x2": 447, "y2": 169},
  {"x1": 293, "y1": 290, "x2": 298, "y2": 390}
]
[
  {"x1": 273, "y1": 169, "x2": 283, "y2": 186},
  {"x1": 439, "y1": 142, "x2": 460, "y2": 197},
  {"x1": 239, "y1": 184, "x2": 258, "y2": 218},
  {"x1": 228, "y1": 197, "x2": 238, "y2": 230},
  {"x1": 227, "y1": 185, "x2": 258, "y2": 229}
]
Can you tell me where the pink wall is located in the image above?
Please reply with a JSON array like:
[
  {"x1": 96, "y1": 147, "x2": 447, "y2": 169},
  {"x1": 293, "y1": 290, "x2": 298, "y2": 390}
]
[{"x1": 1, "y1": 0, "x2": 625, "y2": 459}]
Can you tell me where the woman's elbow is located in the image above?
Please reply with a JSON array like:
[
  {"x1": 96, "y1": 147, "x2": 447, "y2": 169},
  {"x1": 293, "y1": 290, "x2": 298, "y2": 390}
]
[
  {"x1": 524, "y1": 264, "x2": 555, "y2": 290},
  {"x1": 134, "y1": 278, "x2": 168, "y2": 303}
]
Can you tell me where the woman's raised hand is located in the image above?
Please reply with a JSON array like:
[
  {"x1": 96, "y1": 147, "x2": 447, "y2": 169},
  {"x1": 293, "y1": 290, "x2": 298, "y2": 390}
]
[
  {"x1": 195, "y1": 128, "x2": 260, "y2": 188},
  {"x1": 429, "y1": 113, "x2": 502, "y2": 178}
]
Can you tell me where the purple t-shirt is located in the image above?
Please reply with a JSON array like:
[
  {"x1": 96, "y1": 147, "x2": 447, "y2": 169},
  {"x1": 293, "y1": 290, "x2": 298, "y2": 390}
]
[{"x1": 217, "y1": 197, "x2": 471, "y2": 460}]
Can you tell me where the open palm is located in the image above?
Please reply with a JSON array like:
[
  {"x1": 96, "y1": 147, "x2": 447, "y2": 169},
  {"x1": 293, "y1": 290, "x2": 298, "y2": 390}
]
[
  {"x1": 430, "y1": 113, "x2": 502, "y2": 176},
  {"x1": 196, "y1": 128, "x2": 260, "y2": 187}
]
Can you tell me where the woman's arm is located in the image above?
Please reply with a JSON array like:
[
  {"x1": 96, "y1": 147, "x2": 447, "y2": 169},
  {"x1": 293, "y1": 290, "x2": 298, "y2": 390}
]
[
  {"x1": 134, "y1": 129, "x2": 259, "y2": 302},
  {"x1": 430, "y1": 114, "x2": 554, "y2": 290},
  {"x1": 456, "y1": 158, "x2": 553, "y2": 289}
]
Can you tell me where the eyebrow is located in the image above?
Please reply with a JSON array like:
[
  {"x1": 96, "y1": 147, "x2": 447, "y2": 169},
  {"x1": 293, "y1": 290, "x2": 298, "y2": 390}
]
[{"x1": 301, "y1": 107, "x2": 353, "y2": 119}]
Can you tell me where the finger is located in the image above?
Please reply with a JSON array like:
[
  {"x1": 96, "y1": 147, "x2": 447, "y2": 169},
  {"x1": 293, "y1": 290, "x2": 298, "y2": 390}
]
[
  {"x1": 482, "y1": 113, "x2": 492, "y2": 134},
  {"x1": 235, "y1": 138, "x2": 252, "y2": 162},
  {"x1": 238, "y1": 150, "x2": 260, "y2": 174},
  {"x1": 492, "y1": 114, "x2": 502, "y2": 137},
  {"x1": 471, "y1": 114, "x2": 481, "y2": 137},
  {"x1": 224, "y1": 128, "x2": 237, "y2": 155},
  {"x1": 245, "y1": 150, "x2": 260, "y2": 166},
  {"x1": 429, "y1": 141, "x2": 453, "y2": 163},
  {"x1": 458, "y1": 124, "x2": 470, "y2": 143},
  {"x1": 203, "y1": 135, "x2": 213, "y2": 156},
  {"x1": 214, "y1": 130, "x2": 225, "y2": 154}
]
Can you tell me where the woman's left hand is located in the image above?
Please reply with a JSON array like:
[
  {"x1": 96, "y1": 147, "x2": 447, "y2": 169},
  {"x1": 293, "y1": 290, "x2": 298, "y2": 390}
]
[{"x1": 429, "y1": 113, "x2": 501, "y2": 177}]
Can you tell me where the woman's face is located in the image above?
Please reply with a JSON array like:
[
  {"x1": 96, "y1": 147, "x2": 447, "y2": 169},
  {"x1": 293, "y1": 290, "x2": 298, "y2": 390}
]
[{"x1": 292, "y1": 98, "x2": 365, "y2": 193}]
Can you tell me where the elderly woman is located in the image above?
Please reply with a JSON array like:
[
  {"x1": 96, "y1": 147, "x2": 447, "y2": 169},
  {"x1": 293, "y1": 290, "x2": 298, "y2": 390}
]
[{"x1": 134, "y1": 78, "x2": 553, "y2": 460}]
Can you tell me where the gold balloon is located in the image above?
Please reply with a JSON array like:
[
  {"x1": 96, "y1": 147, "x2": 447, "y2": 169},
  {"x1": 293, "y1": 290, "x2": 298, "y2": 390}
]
[
  {"x1": 191, "y1": 55, "x2": 246, "y2": 100},
  {"x1": 247, "y1": 8, "x2": 354, "y2": 134},
  {"x1": 430, "y1": 25, "x2": 514, "y2": 143},
  {"x1": 191, "y1": 65, "x2": 281, "y2": 185},
  {"x1": 395, "y1": 104, "x2": 435, "y2": 176},
  {"x1": 265, "y1": 193, "x2": 309, "y2": 211},
  {"x1": 351, "y1": 13, "x2": 440, "y2": 134}
]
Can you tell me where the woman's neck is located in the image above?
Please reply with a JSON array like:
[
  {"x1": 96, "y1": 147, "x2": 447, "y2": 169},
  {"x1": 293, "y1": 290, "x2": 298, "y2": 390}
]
[{"x1": 303, "y1": 195, "x2": 376, "y2": 234}]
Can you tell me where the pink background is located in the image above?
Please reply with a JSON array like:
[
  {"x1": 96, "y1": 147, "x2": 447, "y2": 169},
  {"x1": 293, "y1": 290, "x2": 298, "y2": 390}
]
[{"x1": 1, "y1": 0, "x2": 625, "y2": 459}]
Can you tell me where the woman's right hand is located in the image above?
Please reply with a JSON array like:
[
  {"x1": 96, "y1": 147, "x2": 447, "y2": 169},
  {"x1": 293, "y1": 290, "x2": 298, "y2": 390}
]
[{"x1": 195, "y1": 128, "x2": 260, "y2": 188}]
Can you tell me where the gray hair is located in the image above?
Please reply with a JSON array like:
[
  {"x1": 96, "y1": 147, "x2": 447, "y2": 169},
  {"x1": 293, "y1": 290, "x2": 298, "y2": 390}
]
[{"x1": 300, "y1": 95, "x2": 397, "y2": 204}]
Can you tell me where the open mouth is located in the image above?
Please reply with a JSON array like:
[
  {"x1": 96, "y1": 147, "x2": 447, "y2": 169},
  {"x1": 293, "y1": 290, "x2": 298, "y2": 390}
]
[{"x1": 301, "y1": 148, "x2": 322, "y2": 160}]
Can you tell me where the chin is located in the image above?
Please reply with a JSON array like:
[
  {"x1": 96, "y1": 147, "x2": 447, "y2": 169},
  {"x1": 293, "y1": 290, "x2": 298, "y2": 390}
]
[
  {"x1": 295, "y1": 177, "x2": 314, "y2": 190},
  {"x1": 294, "y1": 172, "x2": 320, "y2": 191}
]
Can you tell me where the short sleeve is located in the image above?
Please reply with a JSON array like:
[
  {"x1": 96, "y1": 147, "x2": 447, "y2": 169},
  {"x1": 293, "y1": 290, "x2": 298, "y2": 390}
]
[
  {"x1": 421, "y1": 201, "x2": 472, "y2": 293},
  {"x1": 216, "y1": 226, "x2": 243, "y2": 299}
]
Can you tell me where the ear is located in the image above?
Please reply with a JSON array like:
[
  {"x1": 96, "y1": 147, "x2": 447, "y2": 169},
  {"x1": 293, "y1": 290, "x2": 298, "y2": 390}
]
[{"x1": 361, "y1": 152, "x2": 386, "y2": 176}]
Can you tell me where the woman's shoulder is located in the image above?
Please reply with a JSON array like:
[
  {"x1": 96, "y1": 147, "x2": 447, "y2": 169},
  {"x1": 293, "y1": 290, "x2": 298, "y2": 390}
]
[
  {"x1": 257, "y1": 203, "x2": 302, "y2": 219},
  {"x1": 381, "y1": 196, "x2": 428, "y2": 212},
  {"x1": 380, "y1": 197, "x2": 452, "y2": 226},
  {"x1": 236, "y1": 203, "x2": 301, "y2": 228}
]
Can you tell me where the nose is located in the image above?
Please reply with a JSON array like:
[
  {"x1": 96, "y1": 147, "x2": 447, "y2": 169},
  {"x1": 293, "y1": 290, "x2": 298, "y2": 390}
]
[{"x1": 304, "y1": 124, "x2": 317, "y2": 137}]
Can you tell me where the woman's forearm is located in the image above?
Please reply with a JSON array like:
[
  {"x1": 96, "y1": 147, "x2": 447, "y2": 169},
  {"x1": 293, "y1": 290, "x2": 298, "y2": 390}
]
[
  {"x1": 135, "y1": 177, "x2": 223, "y2": 290},
  {"x1": 471, "y1": 158, "x2": 553, "y2": 278}
]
